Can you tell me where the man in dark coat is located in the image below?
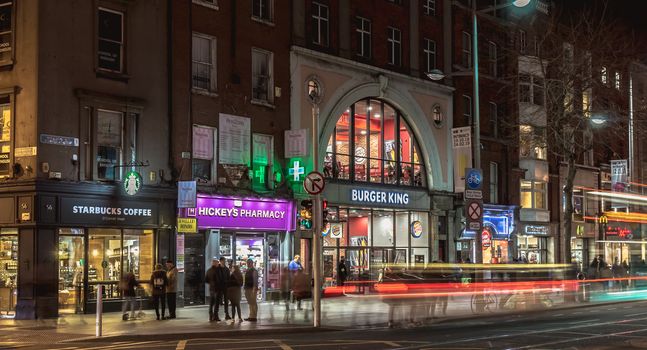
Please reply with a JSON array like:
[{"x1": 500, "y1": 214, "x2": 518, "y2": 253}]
[
  {"x1": 215, "y1": 257, "x2": 231, "y2": 320},
  {"x1": 205, "y1": 258, "x2": 220, "y2": 321},
  {"x1": 337, "y1": 256, "x2": 348, "y2": 286}
]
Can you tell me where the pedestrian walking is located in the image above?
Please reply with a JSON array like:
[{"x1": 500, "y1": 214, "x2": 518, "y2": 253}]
[
  {"x1": 150, "y1": 263, "x2": 168, "y2": 320},
  {"x1": 120, "y1": 270, "x2": 139, "y2": 321},
  {"x1": 216, "y1": 257, "x2": 232, "y2": 320},
  {"x1": 166, "y1": 259, "x2": 178, "y2": 319},
  {"x1": 227, "y1": 265, "x2": 244, "y2": 322},
  {"x1": 337, "y1": 256, "x2": 348, "y2": 286},
  {"x1": 205, "y1": 258, "x2": 219, "y2": 321},
  {"x1": 288, "y1": 255, "x2": 303, "y2": 272},
  {"x1": 244, "y1": 259, "x2": 259, "y2": 322}
]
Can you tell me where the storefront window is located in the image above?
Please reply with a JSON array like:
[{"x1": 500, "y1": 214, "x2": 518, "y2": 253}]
[
  {"x1": 411, "y1": 212, "x2": 429, "y2": 247},
  {"x1": 348, "y1": 209, "x2": 369, "y2": 247},
  {"x1": 123, "y1": 229, "x2": 154, "y2": 280},
  {"x1": 395, "y1": 211, "x2": 409, "y2": 247},
  {"x1": 58, "y1": 229, "x2": 85, "y2": 314},
  {"x1": 325, "y1": 98, "x2": 426, "y2": 187},
  {"x1": 0, "y1": 229, "x2": 17, "y2": 315},
  {"x1": 517, "y1": 235, "x2": 547, "y2": 263},
  {"x1": 372, "y1": 211, "x2": 394, "y2": 246}
]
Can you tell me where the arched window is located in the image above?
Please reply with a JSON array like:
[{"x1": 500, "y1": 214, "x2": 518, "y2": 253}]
[{"x1": 324, "y1": 98, "x2": 425, "y2": 187}]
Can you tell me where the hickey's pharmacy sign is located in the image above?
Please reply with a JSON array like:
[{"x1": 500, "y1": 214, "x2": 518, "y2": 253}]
[{"x1": 187, "y1": 196, "x2": 295, "y2": 231}]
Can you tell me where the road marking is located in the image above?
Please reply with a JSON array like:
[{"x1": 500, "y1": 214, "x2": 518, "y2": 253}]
[
  {"x1": 176, "y1": 340, "x2": 187, "y2": 350},
  {"x1": 382, "y1": 341, "x2": 401, "y2": 347},
  {"x1": 608, "y1": 307, "x2": 617, "y2": 310},
  {"x1": 508, "y1": 327, "x2": 647, "y2": 349},
  {"x1": 273, "y1": 339, "x2": 293, "y2": 350},
  {"x1": 569, "y1": 319, "x2": 599, "y2": 324},
  {"x1": 627, "y1": 312, "x2": 647, "y2": 317},
  {"x1": 553, "y1": 314, "x2": 564, "y2": 317}
]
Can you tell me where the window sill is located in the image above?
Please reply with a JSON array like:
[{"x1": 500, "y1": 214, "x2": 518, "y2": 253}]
[
  {"x1": 0, "y1": 59, "x2": 14, "y2": 70},
  {"x1": 251, "y1": 99, "x2": 275, "y2": 109},
  {"x1": 192, "y1": 0, "x2": 219, "y2": 10},
  {"x1": 251, "y1": 16, "x2": 275, "y2": 27},
  {"x1": 192, "y1": 88, "x2": 219, "y2": 98},
  {"x1": 96, "y1": 69, "x2": 130, "y2": 83}
]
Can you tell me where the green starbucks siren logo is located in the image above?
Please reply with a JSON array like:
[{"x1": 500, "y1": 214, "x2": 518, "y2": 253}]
[{"x1": 124, "y1": 171, "x2": 142, "y2": 196}]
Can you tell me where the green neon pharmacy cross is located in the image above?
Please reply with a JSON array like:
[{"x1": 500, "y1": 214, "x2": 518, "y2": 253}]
[
  {"x1": 254, "y1": 165, "x2": 266, "y2": 184},
  {"x1": 289, "y1": 160, "x2": 305, "y2": 181}
]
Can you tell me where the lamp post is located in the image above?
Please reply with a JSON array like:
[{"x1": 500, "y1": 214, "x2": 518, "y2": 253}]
[
  {"x1": 307, "y1": 79, "x2": 322, "y2": 328},
  {"x1": 428, "y1": 0, "x2": 532, "y2": 263}
]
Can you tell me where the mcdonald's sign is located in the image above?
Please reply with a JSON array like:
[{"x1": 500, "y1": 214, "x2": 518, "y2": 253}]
[{"x1": 598, "y1": 215, "x2": 608, "y2": 224}]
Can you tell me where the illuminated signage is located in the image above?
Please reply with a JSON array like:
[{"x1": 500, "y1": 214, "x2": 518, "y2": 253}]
[
  {"x1": 481, "y1": 230, "x2": 492, "y2": 248},
  {"x1": 605, "y1": 225, "x2": 633, "y2": 240},
  {"x1": 411, "y1": 220, "x2": 423, "y2": 238},
  {"x1": 187, "y1": 196, "x2": 295, "y2": 231},
  {"x1": 524, "y1": 225, "x2": 549, "y2": 235},
  {"x1": 177, "y1": 218, "x2": 197, "y2": 233},
  {"x1": 350, "y1": 189, "x2": 410, "y2": 206}
]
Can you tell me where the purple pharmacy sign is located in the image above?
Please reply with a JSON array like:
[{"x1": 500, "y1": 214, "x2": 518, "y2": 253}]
[{"x1": 187, "y1": 195, "x2": 295, "y2": 231}]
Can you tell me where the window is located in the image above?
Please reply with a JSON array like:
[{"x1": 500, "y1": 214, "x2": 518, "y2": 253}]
[
  {"x1": 489, "y1": 162, "x2": 498, "y2": 204},
  {"x1": 519, "y1": 29, "x2": 526, "y2": 54},
  {"x1": 601, "y1": 66, "x2": 608, "y2": 85},
  {"x1": 192, "y1": 33, "x2": 217, "y2": 92},
  {"x1": 462, "y1": 95, "x2": 472, "y2": 125},
  {"x1": 462, "y1": 32, "x2": 472, "y2": 68},
  {"x1": 325, "y1": 98, "x2": 425, "y2": 187},
  {"x1": 387, "y1": 27, "x2": 401, "y2": 66},
  {"x1": 311, "y1": 2, "x2": 329, "y2": 47},
  {"x1": 615, "y1": 71, "x2": 621, "y2": 90},
  {"x1": 251, "y1": 48, "x2": 273, "y2": 103},
  {"x1": 193, "y1": 0, "x2": 218, "y2": 8},
  {"x1": 488, "y1": 41, "x2": 497, "y2": 77},
  {"x1": 96, "y1": 110, "x2": 124, "y2": 180},
  {"x1": 0, "y1": 95, "x2": 12, "y2": 178},
  {"x1": 0, "y1": 1, "x2": 13, "y2": 63},
  {"x1": 192, "y1": 125, "x2": 217, "y2": 184},
  {"x1": 97, "y1": 8, "x2": 124, "y2": 73},
  {"x1": 423, "y1": 38, "x2": 436, "y2": 73},
  {"x1": 252, "y1": 0, "x2": 272, "y2": 21},
  {"x1": 387, "y1": 0, "x2": 402, "y2": 4},
  {"x1": 519, "y1": 125, "x2": 547, "y2": 160},
  {"x1": 519, "y1": 74, "x2": 544, "y2": 106},
  {"x1": 520, "y1": 180, "x2": 547, "y2": 209},
  {"x1": 489, "y1": 102, "x2": 498, "y2": 138},
  {"x1": 355, "y1": 17, "x2": 371, "y2": 58},
  {"x1": 533, "y1": 35, "x2": 540, "y2": 56},
  {"x1": 423, "y1": 0, "x2": 436, "y2": 15},
  {"x1": 572, "y1": 188, "x2": 584, "y2": 222}
]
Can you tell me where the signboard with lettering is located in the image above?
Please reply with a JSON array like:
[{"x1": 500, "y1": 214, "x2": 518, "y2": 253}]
[
  {"x1": 0, "y1": 2, "x2": 12, "y2": 58},
  {"x1": 524, "y1": 224, "x2": 549, "y2": 235},
  {"x1": 186, "y1": 196, "x2": 295, "y2": 231},
  {"x1": 605, "y1": 225, "x2": 634, "y2": 240},
  {"x1": 177, "y1": 217, "x2": 197, "y2": 233},
  {"x1": 60, "y1": 197, "x2": 158, "y2": 226},
  {"x1": 177, "y1": 181, "x2": 197, "y2": 208},
  {"x1": 350, "y1": 188, "x2": 410, "y2": 206},
  {"x1": 284, "y1": 129, "x2": 308, "y2": 158}
]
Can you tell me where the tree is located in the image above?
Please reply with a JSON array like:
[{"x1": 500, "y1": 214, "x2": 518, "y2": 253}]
[{"x1": 510, "y1": 0, "x2": 639, "y2": 263}]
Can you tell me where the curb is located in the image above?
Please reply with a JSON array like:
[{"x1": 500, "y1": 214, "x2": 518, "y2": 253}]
[{"x1": 62, "y1": 325, "x2": 337, "y2": 343}]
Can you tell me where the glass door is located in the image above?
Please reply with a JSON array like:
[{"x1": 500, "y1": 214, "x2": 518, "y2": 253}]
[
  {"x1": 58, "y1": 229, "x2": 85, "y2": 314},
  {"x1": 0, "y1": 230, "x2": 17, "y2": 316},
  {"x1": 184, "y1": 231, "x2": 206, "y2": 305},
  {"x1": 236, "y1": 233, "x2": 265, "y2": 301}
]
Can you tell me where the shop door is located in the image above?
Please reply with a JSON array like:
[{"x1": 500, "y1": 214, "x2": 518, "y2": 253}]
[
  {"x1": 0, "y1": 232, "x2": 17, "y2": 316},
  {"x1": 236, "y1": 234, "x2": 265, "y2": 301},
  {"x1": 58, "y1": 234, "x2": 85, "y2": 314},
  {"x1": 370, "y1": 248, "x2": 393, "y2": 282},
  {"x1": 346, "y1": 247, "x2": 370, "y2": 282},
  {"x1": 184, "y1": 233, "x2": 206, "y2": 306}
]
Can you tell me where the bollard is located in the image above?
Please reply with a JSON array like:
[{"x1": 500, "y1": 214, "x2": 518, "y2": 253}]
[{"x1": 96, "y1": 284, "x2": 103, "y2": 337}]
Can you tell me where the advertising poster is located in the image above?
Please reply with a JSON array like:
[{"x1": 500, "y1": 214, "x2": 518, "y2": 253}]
[
  {"x1": 284, "y1": 129, "x2": 308, "y2": 158},
  {"x1": 219, "y1": 113, "x2": 250, "y2": 165},
  {"x1": 253, "y1": 133, "x2": 273, "y2": 165},
  {"x1": 610, "y1": 159, "x2": 628, "y2": 192},
  {"x1": 193, "y1": 125, "x2": 215, "y2": 160},
  {"x1": 452, "y1": 127, "x2": 472, "y2": 193}
]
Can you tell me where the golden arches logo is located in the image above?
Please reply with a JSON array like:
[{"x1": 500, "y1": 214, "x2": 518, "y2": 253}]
[{"x1": 598, "y1": 215, "x2": 608, "y2": 224}]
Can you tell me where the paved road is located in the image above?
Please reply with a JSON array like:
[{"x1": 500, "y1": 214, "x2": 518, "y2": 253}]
[{"x1": 7, "y1": 300, "x2": 647, "y2": 349}]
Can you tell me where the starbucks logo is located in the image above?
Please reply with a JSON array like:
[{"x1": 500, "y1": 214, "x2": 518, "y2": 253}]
[{"x1": 124, "y1": 171, "x2": 142, "y2": 196}]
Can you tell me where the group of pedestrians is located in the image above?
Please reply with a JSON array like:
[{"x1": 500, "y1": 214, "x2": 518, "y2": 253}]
[
  {"x1": 205, "y1": 257, "x2": 259, "y2": 322},
  {"x1": 120, "y1": 259, "x2": 178, "y2": 321}
]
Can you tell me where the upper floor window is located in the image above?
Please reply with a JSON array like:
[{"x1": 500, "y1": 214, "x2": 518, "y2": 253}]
[
  {"x1": 519, "y1": 124, "x2": 547, "y2": 160},
  {"x1": 192, "y1": 33, "x2": 217, "y2": 92},
  {"x1": 461, "y1": 31, "x2": 471, "y2": 68},
  {"x1": 489, "y1": 102, "x2": 498, "y2": 138},
  {"x1": 252, "y1": 0, "x2": 273, "y2": 22},
  {"x1": 192, "y1": 125, "x2": 217, "y2": 184},
  {"x1": 518, "y1": 29, "x2": 527, "y2": 54},
  {"x1": 0, "y1": 1, "x2": 13, "y2": 64},
  {"x1": 251, "y1": 48, "x2": 273, "y2": 103},
  {"x1": 489, "y1": 162, "x2": 499, "y2": 204},
  {"x1": 325, "y1": 98, "x2": 425, "y2": 187},
  {"x1": 423, "y1": 0, "x2": 436, "y2": 15},
  {"x1": 423, "y1": 38, "x2": 436, "y2": 73},
  {"x1": 601, "y1": 66, "x2": 608, "y2": 85},
  {"x1": 520, "y1": 180, "x2": 547, "y2": 209},
  {"x1": 95, "y1": 109, "x2": 137, "y2": 181},
  {"x1": 488, "y1": 41, "x2": 497, "y2": 77},
  {"x1": 311, "y1": 2, "x2": 329, "y2": 47},
  {"x1": 615, "y1": 71, "x2": 621, "y2": 90},
  {"x1": 387, "y1": 0, "x2": 402, "y2": 4},
  {"x1": 519, "y1": 74, "x2": 544, "y2": 106},
  {"x1": 97, "y1": 8, "x2": 124, "y2": 73},
  {"x1": 355, "y1": 17, "x2": 371, "y2": 59},
  {"x1": 462, "y1": 95, "x2": 472, "y2": 125},
  {"x1": 387, "y1": 27, "x2": 401, "y2": 66},
  {"x1": 0, "y1": 94, "x2": 12, "y2": 178}
]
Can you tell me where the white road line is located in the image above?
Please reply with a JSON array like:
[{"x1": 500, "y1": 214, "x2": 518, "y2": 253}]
[
  {"x1": 273, "y1": 339, "x2": 293, "y2": 350},
  {"x1": 626, "y1": 312, "x2": 647, "y2": 317},
  {"x1": 569, "y1": 319, "x2": 599, "y2": 324},
  {"x1": 508, "y1": 327, "x2": 647, "y2": 349},
  {"x1": 553, "y1": 314, "x2": 564, "y2": 317},
  {"x1": 176, "y1": 340, "x2": 187, "y2": 350}
]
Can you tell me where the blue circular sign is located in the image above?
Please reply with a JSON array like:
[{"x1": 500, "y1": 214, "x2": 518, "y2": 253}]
[{"x1": 466, "y1": 169, "x2": 482, "y2": 190}]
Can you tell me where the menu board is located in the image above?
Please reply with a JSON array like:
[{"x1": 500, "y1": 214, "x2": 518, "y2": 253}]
[{"x1": 219, "y1": 114, "x2": 250, "y2": 165}]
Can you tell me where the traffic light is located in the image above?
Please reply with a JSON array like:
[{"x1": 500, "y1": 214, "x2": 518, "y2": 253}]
[
  {"x1": 322, "y1": 199, "x2": 329, "y2": 227},
  {"x1": 299, "y1": 200, "x2": 313, "y2": 230}
]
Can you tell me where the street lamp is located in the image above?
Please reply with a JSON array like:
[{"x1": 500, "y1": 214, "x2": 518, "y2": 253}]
[{"x1": 428, "y1": 0, "x2": 532, "y2": 263}]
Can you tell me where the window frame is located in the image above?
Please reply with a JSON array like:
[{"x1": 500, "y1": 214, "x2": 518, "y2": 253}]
[
  {"x1": 489, "y1": 162, "x2": 498, "y2": 204},
  {"x1": 251, "y1": 47, "x2": 274, "y2": 104},
  {"x1": 461, "y1": 31, "x2": 472, "y2": 68},
  {"x1": 311, "y1": 2, "x2": 329, "y2": 47},
  {"x1": 387, "y1": 27, "x2": 402, "y2": 67},
  {"x1": 252, "y1": 0, "x2": 273, "y2": 23},
  {"x1": 355, "y1": 16, "x2": 371, "y2": 59},
  {"x1": 192, "y1": 124, "x2": 218, "y2": 185},
  {"x1": 519, "y1": 29, "x2": 526, "y2": 54},
  {"x1": 462, "y1": 95, "x2": 472, "y2": 126},
  {"x1": 192, "y1": 0, "x2": 219, "y2": 10},
  {"x1": 0, "y1": 0, "x2": 15, "y2": 66},
  {"x1": 423, "y1": 38, "x2": 436, "y2": 73},
  {"x1": 191, "y1": 32, "x2": 218, "y2": 93},
  {"x1": 615, "y1": 71, "x2": 621, "y2": 90},
  {"x1": 423, "y1": 0, "x2": 436, "y2": 15},
  {"x1": 488, "y1": 41, "x2": 497, "y2": 77},
  {"x1": 519, "y1": 74, "x2": 544, "y2": 106},
  {"x1": 520, "y1": 180, "x2": 547, "y2": 210},
  {"x1": 489, "y1": 102, "x2": 498, "y2": 138},
  {"x1": 96, "y1": 7, "x2": 125, "y2": 74}
]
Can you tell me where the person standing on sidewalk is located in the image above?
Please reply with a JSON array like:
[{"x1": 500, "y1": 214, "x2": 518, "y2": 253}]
[
  {"x1": 337, "y1": 256, "x2": 348, "y2": 286},
  {"x1": 205, "y1": 258, "x2": 219, "y2": 321},
  {"x1": 244, "y1": 259, "x2": 259, "y2": 322},
  {"x1": 288, "y1": 255, "x2": 302, "y2": 273},
  {"x1": 216, "y1": 257, "x2": 232, "y2": 320},
  {"x1": 151, "y1": 263, "x2": 169, "y2": 320},
  {"x1": 120, "y1": 271, "x2": 139, "y2": 321},
  {"x1": 228, "y1": 264, "x2": 244, "y2": 322},
  {"x1": 166, "y1": 259, "x2": 178, "y2": 319}
]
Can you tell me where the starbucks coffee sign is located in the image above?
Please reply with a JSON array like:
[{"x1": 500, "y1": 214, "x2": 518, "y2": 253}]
[{"x1": 124, "y1": 171, "x2": 142, "y2": 196}]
